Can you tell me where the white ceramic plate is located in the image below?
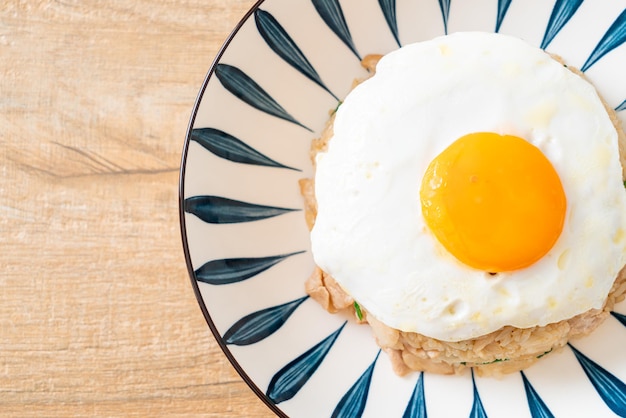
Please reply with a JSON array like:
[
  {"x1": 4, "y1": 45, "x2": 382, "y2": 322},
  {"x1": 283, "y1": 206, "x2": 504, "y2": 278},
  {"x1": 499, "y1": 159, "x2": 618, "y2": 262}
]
[{"x1": 180, "y1": 1, "x2": 626, "y2": 416}]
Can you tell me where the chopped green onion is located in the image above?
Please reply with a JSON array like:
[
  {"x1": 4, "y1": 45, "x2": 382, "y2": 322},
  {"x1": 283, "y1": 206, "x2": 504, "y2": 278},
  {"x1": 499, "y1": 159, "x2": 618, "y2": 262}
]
[
  {"x1": 331, "y1": 101, "x2": 343, "y2": 115},
  {"x1": 480, "y1": 358, "x2": 507, "y2": 365},
  {"x1": 460, "y1": 358, "x2": 509, "y2": 366},
  {"x1": 353, "y1": 301, "x2": 363, "y2": 320},
  {"x1": 536, "y1": 349, "x2": 553, "y2": 359}
]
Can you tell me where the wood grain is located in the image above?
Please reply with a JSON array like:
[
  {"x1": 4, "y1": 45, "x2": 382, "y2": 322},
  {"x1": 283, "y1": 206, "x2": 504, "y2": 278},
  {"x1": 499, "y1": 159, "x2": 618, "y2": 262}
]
[{"x1": 0, "y1": 0, "x2": 275, "y2": 416}]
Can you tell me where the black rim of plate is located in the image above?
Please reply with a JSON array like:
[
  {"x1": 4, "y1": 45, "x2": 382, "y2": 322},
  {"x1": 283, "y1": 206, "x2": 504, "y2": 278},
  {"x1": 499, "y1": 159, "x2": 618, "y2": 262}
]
[{"x1": 178, "y1": 0, "x2": 288, "y2": 416}]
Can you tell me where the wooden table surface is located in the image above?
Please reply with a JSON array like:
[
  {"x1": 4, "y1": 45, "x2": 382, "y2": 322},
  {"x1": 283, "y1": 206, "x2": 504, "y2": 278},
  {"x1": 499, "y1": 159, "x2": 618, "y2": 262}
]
[{"x1": 1, "y1": 1, "x2": 274, "y2": 416}]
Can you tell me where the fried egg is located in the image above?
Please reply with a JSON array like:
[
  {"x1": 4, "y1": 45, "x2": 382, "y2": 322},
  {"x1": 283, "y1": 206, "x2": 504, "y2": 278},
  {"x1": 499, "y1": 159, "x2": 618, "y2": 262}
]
[{"x1": 310, "y1": 32, "x2": 626, "y2": 342}]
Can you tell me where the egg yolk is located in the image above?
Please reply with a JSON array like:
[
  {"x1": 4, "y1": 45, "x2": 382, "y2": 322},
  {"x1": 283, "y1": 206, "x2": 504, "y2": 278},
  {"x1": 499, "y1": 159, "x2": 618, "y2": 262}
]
[{"x1": 420, "y1": 132, "x2": 566, "y2": 272}]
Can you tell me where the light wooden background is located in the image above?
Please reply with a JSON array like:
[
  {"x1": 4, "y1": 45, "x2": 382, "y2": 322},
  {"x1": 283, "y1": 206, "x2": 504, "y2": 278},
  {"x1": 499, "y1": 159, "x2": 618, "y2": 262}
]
[{"x1": 0, "y1": 0, "x2": 275, "y2": 416}]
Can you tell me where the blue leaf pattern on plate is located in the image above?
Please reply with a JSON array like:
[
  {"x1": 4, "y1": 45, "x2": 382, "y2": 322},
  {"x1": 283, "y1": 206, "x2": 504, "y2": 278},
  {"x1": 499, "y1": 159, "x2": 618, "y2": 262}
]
[
  {"x1": 255, "y1": 9, "x2": 339, "y2": 101},
  {"x1": 612, "y1": 311, "x2": 626, "y2": 326},
  {"x1": 438, "y1": 0, "x2": 451, "y2": 35},
  {"x1": 495, "y1": 0, "x2": 512, "y2": 33},
  {"x1": 182, "y1": 2, "x2": 626, "y2": 416},
  {"x1": 403, "y1": 371, "x2": 427, "y2": 418},
  {"x1": 195, "y1": 251, "x2": 305, "y2": 285},
  {"x1": 470, "y1": 370, "x2": 488, "y2": 418},
  {"x1": 267, "y1": 321, "x2": 347, "y2": 404},
  {"x1": 570, "y1": 344, "x2": 626, "y2": 416},
  {"x1": 215, "y1": 63, "x2": 312, "y2": 132},
  {"x1": 540, "y1": 0, "x2": 583, "y2": 49},
  {"x1": 312, "y1": 0, "x2": 361, "y2": 60},
  {"x1": 378, "y1": 0, "x2": 401, "y2": 47},
  {"x1": 581, "y1": 9, "x2": 626, "y2": 72},
  {"x1": 332, "y1": 350, "x2": 381, "y2": 418},
  {"x1": 191, "y1": 127, "x2": 299, "y2": 171},
  {"x1": 521, "y1": 371, "x2": 554, "y2": 418},
  {"x1": 184, "y1": 195, "x2": 297, "y2": 224},
  {"x1": 224, "y1": 296, "x2": 309, "y2": 345}
]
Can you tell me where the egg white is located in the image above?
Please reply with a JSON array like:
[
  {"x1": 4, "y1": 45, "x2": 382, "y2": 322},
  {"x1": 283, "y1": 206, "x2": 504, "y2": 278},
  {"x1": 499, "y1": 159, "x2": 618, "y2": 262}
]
[{"x1": 310, "y1": 32, "x2": 626, "y2": 342}]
